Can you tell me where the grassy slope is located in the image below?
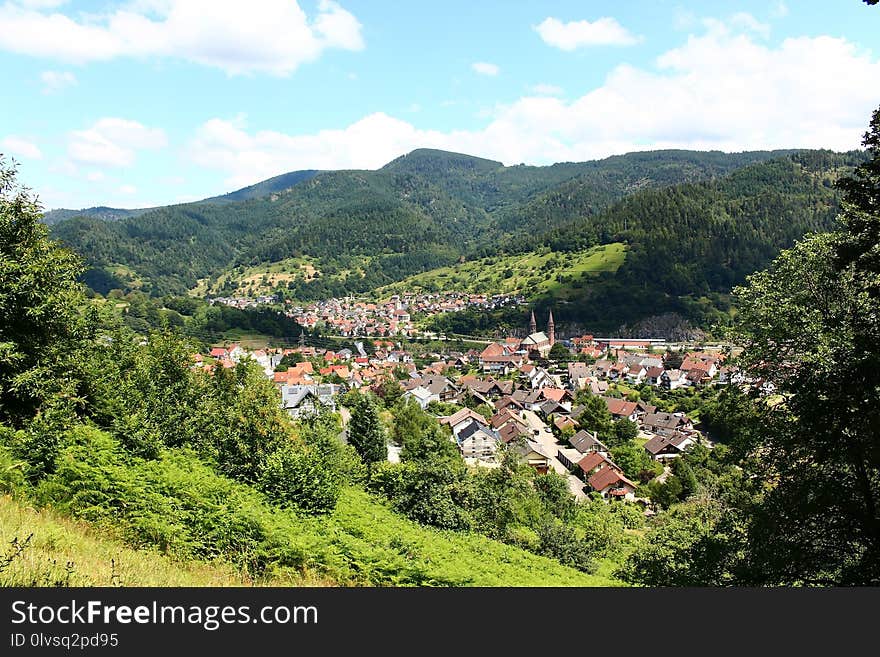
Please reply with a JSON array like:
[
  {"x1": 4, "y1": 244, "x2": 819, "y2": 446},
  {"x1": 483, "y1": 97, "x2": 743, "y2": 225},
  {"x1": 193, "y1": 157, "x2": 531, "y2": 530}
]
[
  {"x1": 0, "y1": 495, "x2": 290, "y2": 587},
  {"x1": 377, "y1": 243, "x2": 627, "y2": 300},
  {"x1": 310, "y1": 488, "x2": 624, "y2": 587},
  {"x1": 195, "y1": 256, "x2": 328, "y2": 297},
  {"x1": 1, "y1": 489, "x2": 623, "y2": 588}
]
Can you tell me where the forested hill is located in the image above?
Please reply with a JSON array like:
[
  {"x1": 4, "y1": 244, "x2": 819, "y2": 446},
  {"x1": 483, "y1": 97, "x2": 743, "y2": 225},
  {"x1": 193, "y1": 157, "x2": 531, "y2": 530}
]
[
  {"x1": 199, "y1": 169, "x2": 321, "y2": 204},
  {"x1": 519, "y1": 150, "x2": 866, "y2": 331},
  {"x1": 51, "y1": 147, "x2": 811, "y2": 300},
  {"x1": 41, "y1": 205, "x2": 153, "y2": 225}
]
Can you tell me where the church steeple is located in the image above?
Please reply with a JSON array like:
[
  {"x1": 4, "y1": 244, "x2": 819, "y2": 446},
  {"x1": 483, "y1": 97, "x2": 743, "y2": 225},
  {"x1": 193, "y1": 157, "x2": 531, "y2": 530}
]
[
  {"x1": 547, "y1": 309, "x2": 555, "y2": 346},
  {"x1": 529, "y1": 309, "x2": 537, "y2": 335}
]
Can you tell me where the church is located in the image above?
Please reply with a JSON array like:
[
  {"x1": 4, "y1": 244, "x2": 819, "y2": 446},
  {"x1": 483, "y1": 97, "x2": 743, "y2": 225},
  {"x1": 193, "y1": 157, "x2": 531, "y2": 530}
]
[{"x1": 520, "y1": 309, "x2": 555, "y2": 358}]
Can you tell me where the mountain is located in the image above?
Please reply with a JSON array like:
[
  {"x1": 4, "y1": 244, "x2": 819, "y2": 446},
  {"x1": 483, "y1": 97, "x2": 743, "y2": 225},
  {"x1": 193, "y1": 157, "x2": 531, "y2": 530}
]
[
  {"x1": 199, "y1": 169, "x2": 321, "y2": 204},
  {"x1": 41, "y1": 206, "x2": 153, "y2": 225},
  {"x1": 49, "y1": 147, "x2": 865, "y2": 330},
  {"x1": 41, "y1": 170, "x2": 321, "y2": 225}
]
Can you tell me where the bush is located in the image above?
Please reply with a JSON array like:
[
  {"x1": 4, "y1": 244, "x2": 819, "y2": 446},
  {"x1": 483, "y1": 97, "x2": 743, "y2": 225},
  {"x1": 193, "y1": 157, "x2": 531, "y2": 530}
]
[
  {"x1": 259, "y1": 444, "x2": 340, "y2": 515},
  {"x1": 535, "y1": 521, "x2": 596, "y2": 573}
]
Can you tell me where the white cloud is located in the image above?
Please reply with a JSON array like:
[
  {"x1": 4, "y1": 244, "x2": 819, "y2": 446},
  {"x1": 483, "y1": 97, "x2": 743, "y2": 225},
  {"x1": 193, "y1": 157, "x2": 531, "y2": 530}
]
[
  {"x1": 771, "y1": 2, "x2": 789, "y2": 19},
  {"x1": 86, "y1": 170, "x2": 105, "y2": 182},
  {"x1": 535, "y1": 16, "x2": 641, "y2": 50},
  {"x1": 0, "y1": 0, "x2": 364, "y2": 75},
  {"x1": 118, "y1": 184, "x2": 137, "y2": 195},
  {"x1": 68, "y1": 117, "x2": 167, "y2": 167},
  {"x1": 1, "y1": 135, "x2": 43, "y2": 159},
  {"x1": 15, "y1": 0, "x2": 67, "y2": 7},
  {"x1": 529, "y1": 83, "x2": 563, "y2": 96},
  {"x1": 726, "y1": 12, "x2": 770, "y2": 38},
  {"x1": 40, "y1": 69, "x2": 76, "y2": 93},
  {"x1": 187, "y1": 24, "x2": 880, "y2": 187},
  {"x1": 472, "y1": 61, "x2": 499, "y2": 76}
]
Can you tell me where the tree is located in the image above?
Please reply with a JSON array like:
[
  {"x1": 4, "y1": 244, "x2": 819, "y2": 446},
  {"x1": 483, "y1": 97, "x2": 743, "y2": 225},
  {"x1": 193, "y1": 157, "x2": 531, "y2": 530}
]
[
  {"x1": 0, "y1": 159, "x2": 96, "y2": 476},
  {"x1": 611, "y1": 418, "x2": 638, "y2": 446},
  {"x1": 393, "y1": 398, "x2": 458, "y2": 463},
  {"x1": 0, "y1": 159, "x2": 94, "y2": 428},
  {"x1": 610, "y1": 443, "x2": 660, "y2": 482},
  {"x1": 727, "y1": 105, "x2": 880, "y2": 585},
  {"x1": 346, "y1": 393, "x2": 387, "y2": 467},
  {"x1": 575, "y1": 393, "x2": 614, "y2": 441},
  {"x1": 274, "y1": 352, "x2": 303, "y2": 371},
  {"x1": 548, "y1": 342, "x2": 571, "y2": 362},
  {"x1": 374, "y1": 377, "x2": 404, "y2": 408}
]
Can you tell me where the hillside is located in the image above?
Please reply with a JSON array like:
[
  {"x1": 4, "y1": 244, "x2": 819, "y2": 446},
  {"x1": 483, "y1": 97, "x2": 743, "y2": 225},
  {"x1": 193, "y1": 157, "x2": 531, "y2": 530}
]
[
  {"x1": 199, "y1": 169, "x2": 320, "y2": 204},
  {"x1": 0, "y1": 494, "x2": 283, "y2": 586},
  {"x1": 51, "y1": 147, "x2": 798, "y2": 301},
  {"x1": 525, "y1": 150, "x2": 865, "y2": 331},
  {"x1": 1, "y1": 482, "x2": 618, "y2": 587},
  {"x1": 41, "y1": 206, "x2": 153, "y2": 225},
  {"x1": 378, "y1": 243, "x2": 627, "y2": 300}
]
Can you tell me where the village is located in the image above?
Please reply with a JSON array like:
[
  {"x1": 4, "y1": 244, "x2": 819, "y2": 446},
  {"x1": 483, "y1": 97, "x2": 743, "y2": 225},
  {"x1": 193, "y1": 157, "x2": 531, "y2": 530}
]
[
  {"x1": 193, "y1": 304, "x2": 747, "y2": 510},
  {"x1": 209, "y1": 291, "x2": 525, "y2": 338}
]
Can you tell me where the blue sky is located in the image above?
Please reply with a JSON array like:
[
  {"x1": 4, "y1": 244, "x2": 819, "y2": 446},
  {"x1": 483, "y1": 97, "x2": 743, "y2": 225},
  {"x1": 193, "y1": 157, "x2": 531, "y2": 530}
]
[{"x1": 1, "y1": 0, "x2": 878, "y2": 209}]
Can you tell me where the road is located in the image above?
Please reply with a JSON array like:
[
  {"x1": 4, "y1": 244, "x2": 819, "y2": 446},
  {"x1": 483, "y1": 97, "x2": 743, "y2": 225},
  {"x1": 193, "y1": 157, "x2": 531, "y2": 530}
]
[{"x1": 521, "y1": 410, "x2": 588, "y2": 501}]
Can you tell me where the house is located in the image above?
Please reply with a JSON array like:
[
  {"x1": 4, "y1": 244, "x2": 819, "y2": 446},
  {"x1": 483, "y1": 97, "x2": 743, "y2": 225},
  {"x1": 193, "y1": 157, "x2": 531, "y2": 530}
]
[
  {"x1": 540, "y1": 387, "x2": 573, "y2": 406},
  {"x1": 537, "y1": 399, "x2": 565, "y2": 417},
  {"x1": 641, "y1": 412, "x2": 694, "y2": 436},
  {"x1": 490, "y1": 408, "x2": 528, "y2": 431},
  {"x1": 479, "y1": 343, "x2": 525, "y2": 374},
  {"x1": 661, "y1": 369, "x2": 688, "y2": 390},
  {"x1": 553, "y1": 415, "x2": 579, "y2": 433},
  {"x1": 456, "y1": 421, "x2": 500, "y2": 461},
  {"x1": 643, "y1": 432, "x2": 698, "y2": 460},
  {"x1": 556, "y1": 447, "x2": 588, "y2": 471},
  {"x1": 494, "y1": 395, "x2": 526, "y2": 413},
  {"x1": 567, "y1": 362, "x2": 592, "y2": 391},
  {"x1": 403, "y1": 386, "x2": 436, "y2": 409},
  {"x1": 511, "y1": 439, "x2": 554, "y2": 474},
  {"x1": 497, "y1": 421, "x2": 531, "y2": 445},
  {"x1": 274, "y1": 365, "x2": 315, "y2": 386},
  {"x1": 576, "y1": 451, "x2": 616, "y2": 480},
  {"x1": 625, "y1": 365, "x2": 647, "y2": 385},
  {"x1": 681, "y1": 355, "x2": 719, "y2": 379},
  {"x1": 602, "y1": 397, "x2": 639, "y2": 422},
  {"x1": 280, "y1": 384, "x2": 338, "y2": 419},
  {"x1": 588, "y1": 467, "x2": 637, "y2": 501},
  {"x1": 645, "y1": 366, "x2": 665, "y2": 386},
  {"x1": 440, "y1": 408, "x2": 489, "y2": 436},
  {"x1": 683, "y1": 368, "x2": 707, "y2": 386},
  {"x1": 403, "y1": 376, "x2": 459, "y2": 403},
  {"x1": 569, "y1": 429, "x2": 608, "y2": 455},
  {"x1": 526, "y1": 366, "x2": 556, "y2": 390}
]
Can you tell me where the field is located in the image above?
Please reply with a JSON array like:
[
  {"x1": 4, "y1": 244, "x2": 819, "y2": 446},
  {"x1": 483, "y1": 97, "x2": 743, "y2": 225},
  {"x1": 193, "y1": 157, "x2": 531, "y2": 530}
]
[{"x1": 377, "y1": 243, "x2": 627, "y2": 299}]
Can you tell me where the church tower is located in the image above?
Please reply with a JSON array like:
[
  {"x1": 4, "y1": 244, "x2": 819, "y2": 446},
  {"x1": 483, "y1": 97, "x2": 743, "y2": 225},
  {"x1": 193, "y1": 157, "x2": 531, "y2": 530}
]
[
  {"x1": 548, "y1": 309, "x2": 555, "y2": 346},
  {"x1": 529, "y1": 309, "x2": 537, "y2": 335}
]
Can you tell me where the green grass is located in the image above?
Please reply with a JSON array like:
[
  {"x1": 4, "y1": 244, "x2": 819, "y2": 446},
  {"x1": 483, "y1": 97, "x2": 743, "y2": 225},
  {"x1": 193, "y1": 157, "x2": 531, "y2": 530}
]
[
  {"x1": 377, "y1": 243, "x2": 627, "y2": 299},
  {"x1": 201, "y1": 255, "x2": 366, "y2": 297},
  {"x1": 0, "y1": 495, "x2": 302, "y2": 587}
]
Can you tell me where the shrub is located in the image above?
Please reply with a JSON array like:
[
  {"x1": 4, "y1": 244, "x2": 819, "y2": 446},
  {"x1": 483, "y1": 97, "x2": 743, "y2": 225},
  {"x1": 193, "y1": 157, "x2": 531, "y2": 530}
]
[{"x1": 260, "y1": 444, "x2": 340, "y2": 515}]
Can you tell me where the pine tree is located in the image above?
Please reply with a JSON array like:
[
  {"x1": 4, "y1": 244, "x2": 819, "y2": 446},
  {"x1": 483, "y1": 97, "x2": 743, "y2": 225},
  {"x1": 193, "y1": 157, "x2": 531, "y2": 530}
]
[{"x1": 346, "y1": 393, "x2": 387, "y2": 466}]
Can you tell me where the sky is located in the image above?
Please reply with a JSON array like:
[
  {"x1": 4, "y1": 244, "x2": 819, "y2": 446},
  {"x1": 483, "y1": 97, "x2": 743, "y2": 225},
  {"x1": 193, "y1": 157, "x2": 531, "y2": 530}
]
[{"x1": 1, "y1": 0, "x2": 878, "y2": 210}]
